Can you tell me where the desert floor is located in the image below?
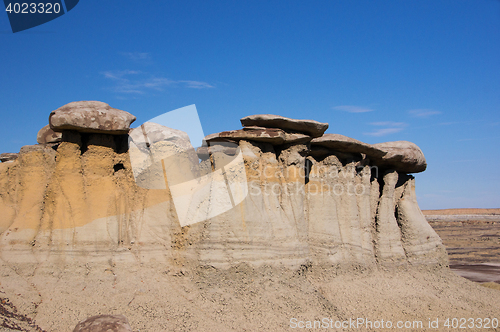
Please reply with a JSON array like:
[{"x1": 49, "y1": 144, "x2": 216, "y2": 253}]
[{"x1": 425, "y1": 208, "x2": 500, "y2": 285}]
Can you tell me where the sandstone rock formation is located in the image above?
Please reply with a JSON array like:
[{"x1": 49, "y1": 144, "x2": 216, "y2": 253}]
[
  {"x1": 0, "y1": 104, "x2": 444, "y2": 270},
  {"x1": 240, "y1": 114, "x2": 328, "y2": 137},
  {"x1": 37, "y1": 124, "x2": 62, "y2": 144},
  {"x1": 72, "y1": 315, "x2": 132, "y2": 332},
  {"x1": 49, "y1": 101, "x2": 136, "y2": 135}
]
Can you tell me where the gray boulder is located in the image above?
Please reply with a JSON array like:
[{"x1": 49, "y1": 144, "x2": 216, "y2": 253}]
[
  {"x1": 371, "y1": 140, "x2": 427, "y2": 173},
  {"x1": 0, "y1": 153, "x2": 18, "y2": 163},
  {"x1": 37, "y1": 124, "x2": 62, "y2": 144},
  {"x1": 128, "y1": 122, "x2": 200, "y2": 189},
  {"x1": 49, "y1": 101, "x2": 136, "y2": 135},
  {"x1": 129, "y1": 122, "x2": 191, "y2": 149},
  {"x1": 311, "y1": 134, "x2": 386, "y2": 157},
  {"x1": 240, "y1": 114, "x2": 328, "y2": 137},
  {"x1": 72, "y1": 315, "x2": 132, "y2": 332}
]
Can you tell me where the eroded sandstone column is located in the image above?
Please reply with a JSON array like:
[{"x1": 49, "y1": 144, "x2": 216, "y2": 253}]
[
  {"x1": 396, "y1": 175, "x2": 447, "y2": 265},
  {"x1": 374, "y1": 170, "x2": 406, "y2": 265}
]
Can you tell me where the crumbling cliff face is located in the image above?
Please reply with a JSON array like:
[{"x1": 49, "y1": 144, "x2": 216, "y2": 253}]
[
  {"x1": 197, "y1": 139, "x2": 446, "y2": 268},
  {"x1": 0, "y1": 101, "x2": 447, "y2": 271}
]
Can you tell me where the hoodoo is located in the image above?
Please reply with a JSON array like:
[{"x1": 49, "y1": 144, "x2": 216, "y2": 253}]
[
  {"x1": 5, "y1": 101, "x2": 495, "y2": 332},
  {"x1": 0, "y1": 101, "x2": 446, "y2": 268}
]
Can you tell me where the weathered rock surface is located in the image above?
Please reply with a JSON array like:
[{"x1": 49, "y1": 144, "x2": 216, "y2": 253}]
[
  {"x1": 0, "y1": 152, "x2": 18, "y2": 162},
  {"x1": 129, "y1": 122, "x2": 190, "y2": 145},
  {"x1": 49, "y1": 101, "x2": 136, "y2": 135},
  {"x1": 371, "y1": 140, "x2": 427, "y2": 173},
  {"x1": 205, "y1": 126, "x2": 311, "y2": 146},
  {"x1": 311, "y1": 134, "x2": 386, "y2": 157},
  {"x1": 37, "y1": 124, "x2": 62, "y2": 144},
  {"x1": 73, "y1": 315, "x2": 132, "y2": 332},
  {"x1": 128, "y1": 122, "x2": 200, "y2": 190},
  {"x1": 240, "y1": 114, "x2": 328, "y2": 137},
  {"x1": 396, "y1": 174, "x2": 444, "y2": 263},
  {"x1": 374, "y1": 170, "x2": 407, "y2": 264},
  {"x1": 207, "y1": 126, "x2": 285, "y2": 145}
]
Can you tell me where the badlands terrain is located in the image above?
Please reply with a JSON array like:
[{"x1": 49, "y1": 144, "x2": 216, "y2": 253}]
[
  {"x1": 425, "y1": 209, "x2": 500, "y2": 286},
  {"x1": 0, "y1": 101, "x2": 499, "y2": 331}
]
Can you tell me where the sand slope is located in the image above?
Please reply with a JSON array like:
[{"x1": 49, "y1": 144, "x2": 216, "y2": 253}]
[{"x1": 1, "y1": 262, "x2": 500, "y2": 331}]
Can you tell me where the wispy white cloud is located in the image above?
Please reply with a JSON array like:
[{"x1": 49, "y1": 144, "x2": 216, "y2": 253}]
[
  {"x1": 101, "y1": 70, "x2": 214, "y2": 94},
  {"x1": 364, "y1": 128, "x2": 404, "y2": 136},
  {"x1": 364, "y1": 121, "x2": 408, "y2": 137},
  {"x1": 333, "y1": 105, "x2": 374, "y2": 113},
  {"x1": 179, "y1": 80, "x2": 215, "y2": 89},
  {"x1": 102, "y1": 70, "x2": 142, "y2": 80},
  {"x1": 408, "y1": 109, "x2": 441, "y2": 118}
]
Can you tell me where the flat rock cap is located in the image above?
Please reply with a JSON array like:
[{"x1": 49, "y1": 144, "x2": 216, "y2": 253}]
[
  {"x1": 49, "y1": 101, "x2": 136, "y2": 135},
  {"x1": 371, "y1": 140, "x2": 427, "y2": 173},
  {"x1": 311, "y1": 134, "x2": 386, "y2": 158},
  {"x1": 240, "y1": 114, "x2": 328, "y2": 137},
  {"x1": 205, "y1": 126, "x2": 312, "y2": 146},
  {"x1": 207, "y1": 127, "x2": 286, "y2": 145}
]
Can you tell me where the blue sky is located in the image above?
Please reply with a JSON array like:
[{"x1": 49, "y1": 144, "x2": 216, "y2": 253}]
[{"x1": 1, "y1": 0, "x2": 499, "y2": 209}]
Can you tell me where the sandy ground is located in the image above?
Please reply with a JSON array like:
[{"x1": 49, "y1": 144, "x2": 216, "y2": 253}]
[{"x1": 0, "y1": 261, "x2": 499, "y2": 331}]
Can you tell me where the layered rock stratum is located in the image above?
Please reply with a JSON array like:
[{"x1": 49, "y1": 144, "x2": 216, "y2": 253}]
[{"x1": 0, "y1": 102, "x2": 499, "y2": 331}]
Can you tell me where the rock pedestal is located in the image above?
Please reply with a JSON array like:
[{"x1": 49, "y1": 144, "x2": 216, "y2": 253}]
[{"x1": 0, "y1": 105, "x2": 446, "y2": 270}]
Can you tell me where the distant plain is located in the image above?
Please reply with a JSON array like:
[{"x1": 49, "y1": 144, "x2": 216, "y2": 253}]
[{"x1": 425, "y1": 209, "x2": 500, "y2": 285}]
